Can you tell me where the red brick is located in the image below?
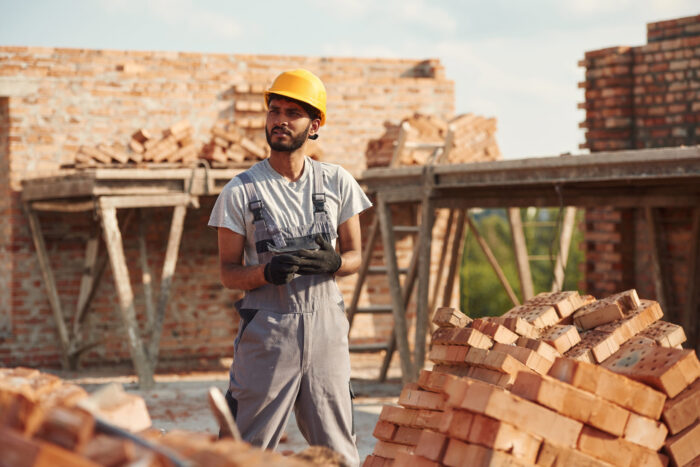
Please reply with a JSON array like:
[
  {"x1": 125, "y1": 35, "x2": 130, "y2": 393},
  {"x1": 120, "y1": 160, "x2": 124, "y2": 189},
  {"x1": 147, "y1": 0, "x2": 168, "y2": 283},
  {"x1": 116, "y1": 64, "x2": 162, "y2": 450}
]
[
  {"x1": 373, "y1": 421, "x2": 398, "y2": 441},
  {"x1": 491, "y1": 342, "x2": 553, "y2": 375},
  {"x1": 662, "y1": 377, "x2": 700, "y2": 434},
  {"x1": 393, "y1": 452, "x2": 438, "y2": 467},
  {"x1": 432, "y1": 307, "x2": 470, "y2": 328},
  {"x1": 443, "y1": 439, "x2": 531, "y2": 467},
  {"x1": 398, "y1": 387, "x2": 445, "y2": 411},
  {"x1": 392, "y1": 426, "x2": 423, "y2": 446},
  {"x1": 623, "y1": 412, "x2": 668, "y2": 451},
  {"x1": 379, "y1": 405, "x2": 420, "y2": 427},
  {"x1": 663, "y1": 420, "x2": 700, "y2": 467},
  {"x1": 577, "y1": 426, "x2": 665, "y2": 467},
  {"x1": 536, "y1": 440, "x2": 613, "y2": 467},
  {"x1": 467, "y1": 413, "x2": 541, "y2": 463},
  {"x1": 540, "y1": 324, "x2": 581, "y2": 354},
  {"x1": 471, "y1": 319, "x2": 518, "y2": 344},
  {"x1": 373, "y1": 440, "x2": 415, "y2": 459},
  {"x1": 414, "y1": 429, "x2": 448, "y2": 462}
]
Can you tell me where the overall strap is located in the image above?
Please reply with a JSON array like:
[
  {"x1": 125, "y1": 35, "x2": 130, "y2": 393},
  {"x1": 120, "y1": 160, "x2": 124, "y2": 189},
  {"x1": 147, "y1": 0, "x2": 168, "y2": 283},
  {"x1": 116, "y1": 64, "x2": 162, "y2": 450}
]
[
  {"x1": 311, "y1": 159, "x2": 327, "y2": 224},
  {"x1": 237, "y1": 172, "x2": 287, "y2": 248}
]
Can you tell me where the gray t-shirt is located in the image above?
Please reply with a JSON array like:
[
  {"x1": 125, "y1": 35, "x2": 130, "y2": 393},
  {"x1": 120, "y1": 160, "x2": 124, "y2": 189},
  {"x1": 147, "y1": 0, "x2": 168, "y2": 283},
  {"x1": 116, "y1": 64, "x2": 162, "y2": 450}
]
[{"x1": 209, "y1": 156, "x2": 372, "y2": 266}]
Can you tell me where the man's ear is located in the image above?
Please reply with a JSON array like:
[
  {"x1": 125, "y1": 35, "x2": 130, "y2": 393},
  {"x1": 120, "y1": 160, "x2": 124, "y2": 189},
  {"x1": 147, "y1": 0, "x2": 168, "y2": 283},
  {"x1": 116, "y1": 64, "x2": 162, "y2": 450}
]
[{"x1": 308, "y1": 118, "x2": 321, "y2": 138}]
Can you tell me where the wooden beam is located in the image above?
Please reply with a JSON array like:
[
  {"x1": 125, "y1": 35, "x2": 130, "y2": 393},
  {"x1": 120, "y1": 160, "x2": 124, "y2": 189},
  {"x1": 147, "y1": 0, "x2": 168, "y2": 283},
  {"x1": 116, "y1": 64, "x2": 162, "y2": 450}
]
[
  {"x1": 98, "y1": 202, "x2": 154, "y2": 388},
  {"x1": 684, "y1": 207, "x2": 700, "y2": 350},
  {"x1": 347, "y1": 215, "x2": 379, "y2": 328},
  {"x1": 138, "y1": 210, "x2": 156, "y2": 332},
  {"x1": 148, "y1": 204, "x2": 187, "y2": 365},
  {"x1": 23, "y1": 203, "x2": 70, "y2": 369},
  {"x1": 467, "y1": 214, "x2": 521, "y2": 307},
  {"x1": 72, "y1": 234, "x2": 99, "y2": 337},
  {"x1": 551, "y1": 207, "x2": 577, "y2": 292},
  {"x1": 99, "y1": 193, "x2": 194, "y2": 210},
  {"x1": 644, "y1": 207, "x2": 668, "y2": 313},
  {"x1": 508, "y1": 208, "x2": 534, "y2": 301},
  {"x1": 428, "y1": 209, "x2": 456, "y2": 314},
  {"x1": 376, "y1": 194, "x2": 414, "y2": 382},
  {"x1": 31, "y1": 200, "x2": 95, "y2": 212},
  {"x1": 414, "y1": 166, "x2": 436, "y2": 380},
  {"x1": 441, "y1": 209, "x2": 467, "y2": 309}
]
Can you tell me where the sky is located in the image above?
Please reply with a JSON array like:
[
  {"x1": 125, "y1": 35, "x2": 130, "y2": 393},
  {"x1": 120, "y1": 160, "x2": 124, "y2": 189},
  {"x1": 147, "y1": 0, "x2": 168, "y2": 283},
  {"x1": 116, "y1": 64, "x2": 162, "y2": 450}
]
[{"x1": 1, "y1": 1, "x2": 698, "y2": 159}]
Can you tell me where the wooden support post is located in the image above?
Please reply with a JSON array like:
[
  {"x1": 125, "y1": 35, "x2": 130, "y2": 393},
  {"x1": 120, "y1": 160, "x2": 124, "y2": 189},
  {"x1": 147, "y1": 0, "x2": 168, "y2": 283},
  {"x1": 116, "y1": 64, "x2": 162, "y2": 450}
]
[
  {"x1": 467, "y1": 214, "x2": 521, "y2": 307},
  {"x1": 508, "y1": 208, "x2": 534, "y2": 301},
  {"x1": 441, "y1": 209, "x2": 467, "y2": 309},
  {"x1": 23, "y1": 203, "x2": 70, "y2": 369},
  {"x1": 376, "y1": 194, "x2": 414, "y2": 382},
  {"x1": 379, "y1": 233, "x2": 421, "y2": 382},
  {"x1": 551, "y1": 207, "x2": 577, "y2": 292},
  {"x1": 684, "y1": 207, "x2": 700, "y2": 351},
  {"x1": 347, "y1": 216, "x2": 379, "y2": 328},
  {"x1": 429, "y1": 209, "x2": 456, "y2": 314},
  {"x1": 98, "y1": 202, "x2": 154, "y2": 388},
  {"x1": 73, "y1": 233, "x2": 99, "y2": 337},
  {"x1": 645, "y1": 207, "x2": 668, "y2": 313},
  {"x1": 138, "y1": 210, "x2": 156, "y2": 331},
  {"x1": 414, "y1": 166, "x2": 436, "y2": 380},
  {"x1": 148, "y1": 204, "x2": 187, "y2": 365}
]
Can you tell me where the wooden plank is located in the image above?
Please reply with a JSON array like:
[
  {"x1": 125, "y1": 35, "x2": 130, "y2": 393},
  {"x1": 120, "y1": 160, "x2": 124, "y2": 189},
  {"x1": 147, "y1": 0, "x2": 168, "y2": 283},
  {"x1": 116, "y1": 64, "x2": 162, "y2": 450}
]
[
  {"x1": 467, "y1": 214, "x2": 521, "y2": 307},
  {"x1": 551, "y1": 207, "x2": 577, "y2": 292},
  {"x1": 414, "y1": 165, "x2": 436, "y2": 380},
  {"x1": 645, "y1": 207, "x2": 668, "y2": 313},
  {"x1": 148, "y1": 204, "x2": 187, "y2": 365},
  {"x1": 138, "y1": 210, "x2": 155, "y2": 332},
  {"x1": 23, "y1": 202, "x2": 71, "y2": 369},
  {"x1": 428, "y1": 209, "x2": 456, "y2": 315},
  {"x1": 379, "y1": 230, "x2": 421, "y2": 382},
  {"x1": 376, "y1": 194, "x2": 414, "y2": 382},
  {"x1": 684, "y1": 207, "x2": 700, "y2": 351},
  {"x1": 98, "y1": 193, "x2": 193, "y2": 210},
  {"x1": 31, "y1": 200, "x2": 95, "y2": 212},
  {"x1": 97, "y1": 203, "x2": 154, "y2": 388},
  {"x1": 72, "y1": 233, "x2": 99, "y2": 337},
  {"x1": 347, "y1": 216, "x2": 379, "y2": 328},
  {"x1": 508, "y1": 207, "x2": 534, "y2": 301},
  {"x1": 440, "y1": 208, "x2": 466, "y2": 309}
]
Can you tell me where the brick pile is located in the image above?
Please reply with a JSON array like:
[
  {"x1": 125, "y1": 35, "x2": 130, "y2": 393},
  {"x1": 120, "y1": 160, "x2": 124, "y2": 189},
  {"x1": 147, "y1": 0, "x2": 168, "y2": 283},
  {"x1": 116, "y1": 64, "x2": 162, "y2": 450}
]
[
  {"x1": 0, "y1": 367, "x2": 320, "y2": 466},
  {"x1": 365, "y1": 112, "x2": 500, "y2": 168},
  {"x1": 364, "y1": 290, "x2": 700, "y2": 466},
  {"x1": 200, "y1": 119, "x2": 268, "y2": 166}
]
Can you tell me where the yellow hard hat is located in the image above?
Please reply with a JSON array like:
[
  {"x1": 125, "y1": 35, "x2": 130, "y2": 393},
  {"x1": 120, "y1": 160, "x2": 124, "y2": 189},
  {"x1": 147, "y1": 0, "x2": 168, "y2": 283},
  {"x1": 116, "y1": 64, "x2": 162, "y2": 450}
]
[{"x1": 264, "y1": 69, "x2": 327, "y2": 126}]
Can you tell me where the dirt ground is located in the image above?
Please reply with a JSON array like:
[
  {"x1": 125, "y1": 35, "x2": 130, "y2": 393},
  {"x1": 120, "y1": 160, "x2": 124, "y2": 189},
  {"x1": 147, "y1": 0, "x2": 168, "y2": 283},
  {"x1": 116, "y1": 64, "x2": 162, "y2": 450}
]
[{"x1": 52, "y1": 353, "x2": 406, "y2": 460}]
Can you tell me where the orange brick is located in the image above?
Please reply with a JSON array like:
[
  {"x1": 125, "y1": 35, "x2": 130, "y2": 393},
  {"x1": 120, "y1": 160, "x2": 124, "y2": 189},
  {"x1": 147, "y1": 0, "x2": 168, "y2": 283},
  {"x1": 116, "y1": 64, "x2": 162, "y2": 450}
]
[
  {"x1": 467, "y1": 367, "x2": 514, "y2": 388},
  {"x1": 577, "y1": 426, "x2": 665, "y2": 467},
  {"x1": 487, "y1": 316, "x2": 540, "y2": 339},
  {"x1": 623, "y1": 412, "x2": 668, "y2": 451},
  {"x1": 526, "y1": 290, "x2": 588, "y2": 318},
  {"x1": 638, "y1": 320, "x2": 687, "y2": 348},
  {"x1": 431, "y1": 364, "x2": 472, "y2": 378},
  {"x1": 415, "y1": 410, "x2": 443, "y2": 431},
  {"x1": 431, "y1": 328, "x2": 460, "y2": 346},
  {"x1": 442, "y1": 374, "x2": 474, "y2": 406},
  {"x1": 549, "y1": 357, "x2": 666, "y2": 419},
  {"x1": 393, "y1": 426, "x2": 423, "y2": 446},
  {"x1": 491, "y1": 342, "x2": 553, "y2": 375},
  {"x1": 471, "y1": 319, "x2": 519, "y2": 344},
  {"x1": 443, "y1": 439, "x2": 531, "y2": 467},
  {"x1": 536, "y1": 440, "x2": 613, "y2": 467},
  {"x1": 564, "y1": 343, "x2": 596, "y2": 363},
  {"x1": 481, "y1": 349, "x2": 535, "y2": 377},
  {"x1": 467, "y1": 413, "x2": 541, "y2": 463},
  {"x1": 379, "y1": 405, "x2": 420, "y2": 427},
  {"x1": 576, "y1": 330, "x2": 620, "y2": 363},
  {"x1": 516, "y1": 336, "x2": 561, "y2": 362},
  {"x1": 398, "y1": 387, "x2": 445, "y2": 411},
  {"x1": 439, "y1": 409, "x2": 475, "y2": 440},
  {"x1": 373, "y1": 421, "x2": 398, "y2": 441},
  {"x1": 459, "y1": 380, "x2": 582, "y2": 447},
  {"x1": 511, "y1": 372, "x2": 630, "y2": 436},
  {"x1": 573, "y1": 289, "x2": 640, "y2": 330},
  {"x1": 662, "y1": 376, "x2": 700, "y2": 435},
  {"x1": 373, "y1": 440, "x2": 415, "y2": 459},
  {"x1": 602, "y1": 343, "x2": 700, "y2": 398},
  {"x1": 393, "y1": 451, "x2": 439, "y2": 467},
  {"x1": 363, "y1": 455, "x2": 393, "y2": 467},
  {"x1": 432, "y1": 307, "x2": 471, "y2": 328},
  {"x1": 451, "y1": 328, "x2": 493, "y2": 349},
  {"x1": 414, "y1": 429, "x2": 449, "y2": 462},
  {"x1": 464, "y1": 347, "x2": 489, "y2": 367},
  {"x1": 540, "y1": 324, "x2": 581, "y2": 354},
  {"x1": 664, "y1": 420, "x2": 700, "y2": 467},
  {"x1": 503, "y1": 304, "x2": 559, "y2": 329},
  {"x1": 0, "y1": 427, "x2": 100, "y2": 467}
]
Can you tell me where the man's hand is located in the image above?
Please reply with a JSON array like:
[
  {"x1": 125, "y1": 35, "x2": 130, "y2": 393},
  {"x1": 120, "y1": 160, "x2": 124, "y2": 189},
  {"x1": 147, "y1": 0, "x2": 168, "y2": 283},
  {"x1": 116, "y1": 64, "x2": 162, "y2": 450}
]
[
  {"x1": 264, "y1": 255, "x2": 301, "y2": 285},
  {"x1": 294, "y1": 235, "x2": 342, "y2": 275}
]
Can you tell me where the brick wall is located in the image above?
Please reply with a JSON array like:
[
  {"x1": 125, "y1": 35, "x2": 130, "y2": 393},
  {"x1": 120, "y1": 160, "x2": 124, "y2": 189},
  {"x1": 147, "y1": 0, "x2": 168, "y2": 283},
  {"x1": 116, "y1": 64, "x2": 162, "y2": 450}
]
[
  {"x1": 580, "y1": 14, "x2": 700, "y2": 344},
  {"x1": 0, "y1": 47, "x2": 455, "y2": 368}
]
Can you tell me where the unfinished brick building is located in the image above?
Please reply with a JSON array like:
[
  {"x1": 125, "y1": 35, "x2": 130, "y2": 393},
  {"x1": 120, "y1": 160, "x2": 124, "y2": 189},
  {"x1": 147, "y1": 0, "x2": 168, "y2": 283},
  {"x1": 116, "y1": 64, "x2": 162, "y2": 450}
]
[
  {"x1": 580, "y1": 14, "x2": 700, "y2": 348},
  {"x1": 0, "y1": 48, "x2": 456, "y2": 369}
]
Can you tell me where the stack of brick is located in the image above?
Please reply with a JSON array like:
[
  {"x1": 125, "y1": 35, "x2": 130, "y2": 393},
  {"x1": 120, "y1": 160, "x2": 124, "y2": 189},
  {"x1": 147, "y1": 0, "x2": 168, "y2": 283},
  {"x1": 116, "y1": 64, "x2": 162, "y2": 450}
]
[
  {"x1": 200, "y1": 119, "x2": 268, "y2": 166},
  {"x1": 73, "y1": 120, "x2": 200, "y2": 167},
  {"x1": 365, "y1": 112, "x2": 500, "y2": 168},
  {"x1": 364, "y1": 289, "x2": 700, "y2": 466},
  {"x1": 0, "y1": 367, "x2": 317, "y2": 466}
]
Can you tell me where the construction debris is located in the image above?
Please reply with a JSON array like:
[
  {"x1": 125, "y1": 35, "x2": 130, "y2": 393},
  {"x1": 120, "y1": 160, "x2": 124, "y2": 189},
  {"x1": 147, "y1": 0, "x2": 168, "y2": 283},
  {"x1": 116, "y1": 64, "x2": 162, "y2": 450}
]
[
  {"x1": 0, "y1": 367, "x2": 324, "y2": 466},
  {"x1": 365, "y1": 113, "x2": 501, "y2": 168},
  {"x1": 364, "y1": 290, "x2": 700, "y2": 466}
]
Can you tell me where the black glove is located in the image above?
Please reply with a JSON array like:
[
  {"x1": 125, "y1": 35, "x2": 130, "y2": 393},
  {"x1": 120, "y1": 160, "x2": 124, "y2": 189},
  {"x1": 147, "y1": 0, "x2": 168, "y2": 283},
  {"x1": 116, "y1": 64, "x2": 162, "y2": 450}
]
[
  {"x1": 264, "y1": 254, "x2": 301, "y2": 285},
  {"x1": 294, "y1": 235, "x2": 342, "y2": 275}
]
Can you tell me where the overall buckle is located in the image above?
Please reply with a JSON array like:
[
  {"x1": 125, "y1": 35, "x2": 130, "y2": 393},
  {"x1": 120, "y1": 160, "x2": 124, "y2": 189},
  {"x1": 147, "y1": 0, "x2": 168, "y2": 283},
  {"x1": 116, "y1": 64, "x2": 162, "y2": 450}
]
[
  {"x1": 312, "y1": 193, "x2": 326, "y2": 213},
  {"x1": 249, "y1": 200, "x2": 264, "y2": 221}
]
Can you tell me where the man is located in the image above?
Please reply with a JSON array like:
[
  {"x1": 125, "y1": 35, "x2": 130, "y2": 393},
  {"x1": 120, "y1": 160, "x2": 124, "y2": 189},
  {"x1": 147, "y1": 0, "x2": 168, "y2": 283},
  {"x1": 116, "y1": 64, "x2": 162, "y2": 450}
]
[{"x1": 209, "y1": 69, "x2": 370, "y2": 466}]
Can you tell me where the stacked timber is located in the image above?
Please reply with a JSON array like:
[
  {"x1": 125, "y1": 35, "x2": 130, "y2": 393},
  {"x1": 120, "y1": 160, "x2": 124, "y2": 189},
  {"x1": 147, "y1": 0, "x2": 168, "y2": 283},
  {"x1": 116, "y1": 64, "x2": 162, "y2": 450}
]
[
  {"x1": 364, "y1": 290, "x2": 700, "y2": 467},
  {"x1": 0, "y1": 367, "x2": 320, "y2": 466},
  {"x1": 200, "y1": 120, "x2": 268, "y2": 166},
  {"x1": 365, "y1": 113, "x2": 501, "y2": 168}
]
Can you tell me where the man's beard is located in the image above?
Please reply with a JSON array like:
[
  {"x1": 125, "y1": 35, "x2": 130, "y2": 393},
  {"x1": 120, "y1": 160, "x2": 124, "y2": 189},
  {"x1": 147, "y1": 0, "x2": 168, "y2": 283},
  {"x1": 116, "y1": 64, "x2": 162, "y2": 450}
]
[{"x1": 266, "y1": 123, "x2": 310, "y2": 152}]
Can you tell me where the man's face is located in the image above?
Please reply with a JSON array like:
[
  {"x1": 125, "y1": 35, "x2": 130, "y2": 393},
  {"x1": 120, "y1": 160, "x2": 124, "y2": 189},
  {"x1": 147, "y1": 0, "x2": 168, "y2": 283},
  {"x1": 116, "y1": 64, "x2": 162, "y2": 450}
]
[{"x1": 265, "y1": 97, "x2": 315, "y2": 152}]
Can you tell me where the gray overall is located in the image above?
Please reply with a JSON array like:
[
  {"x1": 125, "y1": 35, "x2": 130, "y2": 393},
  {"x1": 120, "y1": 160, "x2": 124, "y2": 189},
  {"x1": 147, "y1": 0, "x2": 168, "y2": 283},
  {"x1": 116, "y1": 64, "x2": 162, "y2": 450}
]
[{"x1": 226, "y1": 159, "x2": 359, "y2": 466}]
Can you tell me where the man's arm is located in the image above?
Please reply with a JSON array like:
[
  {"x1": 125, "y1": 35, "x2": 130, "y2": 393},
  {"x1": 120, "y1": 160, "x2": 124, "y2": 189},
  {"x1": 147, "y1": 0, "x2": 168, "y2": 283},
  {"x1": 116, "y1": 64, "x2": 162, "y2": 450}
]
[
  {"x1": 218, "y1": 227, "x2": 268, "y2": 290},
  {"x1": 335, "y1": 213, "x2": 362, "y2": 277}
]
